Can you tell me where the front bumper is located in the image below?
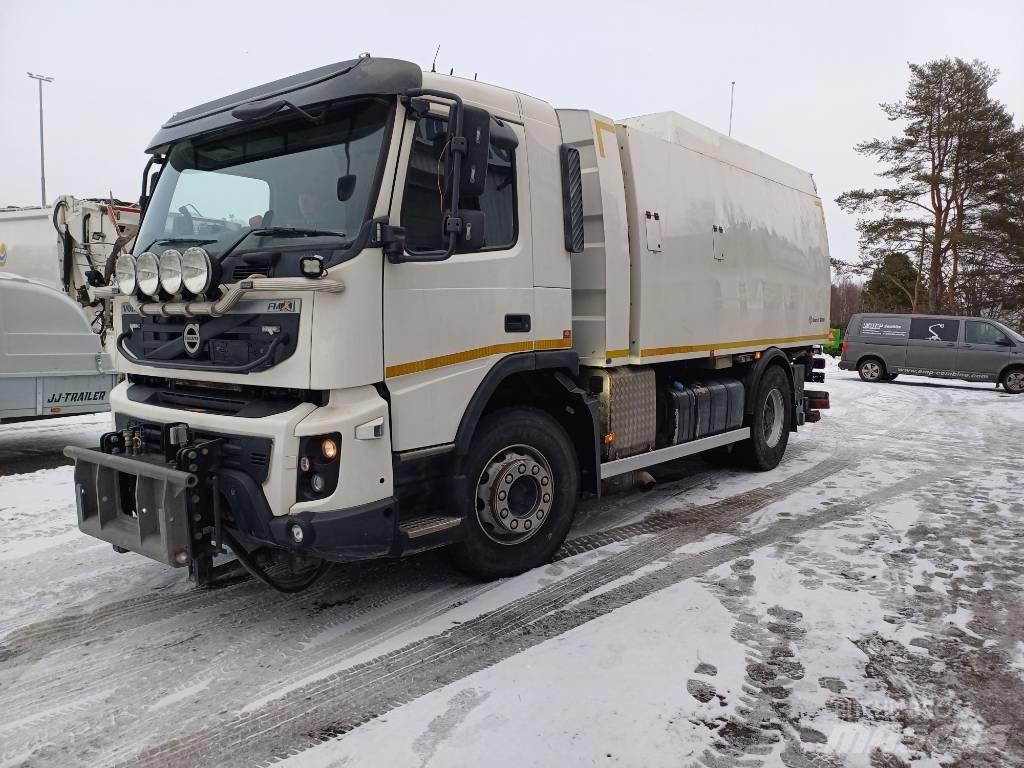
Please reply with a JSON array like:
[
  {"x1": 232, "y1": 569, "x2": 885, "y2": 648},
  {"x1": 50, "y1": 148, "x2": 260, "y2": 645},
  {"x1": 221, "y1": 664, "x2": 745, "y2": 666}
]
[
  {"x1": 66, "y1": 438, "x2": 400, "y2": 573},
  {"x1": 66, "y1": 445, "x2": 197, "y2": 567}
]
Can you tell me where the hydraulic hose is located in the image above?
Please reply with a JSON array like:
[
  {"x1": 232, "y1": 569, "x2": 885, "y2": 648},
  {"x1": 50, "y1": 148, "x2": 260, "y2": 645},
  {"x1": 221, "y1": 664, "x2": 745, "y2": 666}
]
[{"x1": 220, "y1": 529, "x2": 329, "y2": 593}]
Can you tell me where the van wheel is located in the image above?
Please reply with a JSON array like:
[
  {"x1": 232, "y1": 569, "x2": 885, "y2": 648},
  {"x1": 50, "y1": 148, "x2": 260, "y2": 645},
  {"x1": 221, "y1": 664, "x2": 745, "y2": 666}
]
[
  {"x1": 733, "y1": 365, "x2": 791, "y2": 471},
  {"x1": 1002, "y1": 367, "x2": 1024, "y2": 395},
  {"x1": 449, "y1": 408, "x2": 580, "y2": 580},
  {"x1": 858, "y1": 358, "x2": 885, "y2": 382}
]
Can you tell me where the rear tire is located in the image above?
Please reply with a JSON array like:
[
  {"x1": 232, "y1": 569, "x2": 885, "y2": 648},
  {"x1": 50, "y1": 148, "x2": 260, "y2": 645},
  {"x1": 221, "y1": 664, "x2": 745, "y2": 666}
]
[
  {"x1": 733, "y1": 365, "x2": 792, "y2": 471},
  {"x1": 858, "y1": 358, "x2": 886, "y2": 382},
  {"x1": 448, "y1": 408, "x2": 580, "y2": 580},
  {"x1": 1001, "y1": 367, "x2": 1024, "y2": 395}
]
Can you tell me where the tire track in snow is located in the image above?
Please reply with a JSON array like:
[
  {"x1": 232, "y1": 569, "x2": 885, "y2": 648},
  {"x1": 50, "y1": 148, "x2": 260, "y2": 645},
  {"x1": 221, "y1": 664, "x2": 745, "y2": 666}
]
[{"x1": 120, "y1": 453, "x2": 909, "y2": 768}]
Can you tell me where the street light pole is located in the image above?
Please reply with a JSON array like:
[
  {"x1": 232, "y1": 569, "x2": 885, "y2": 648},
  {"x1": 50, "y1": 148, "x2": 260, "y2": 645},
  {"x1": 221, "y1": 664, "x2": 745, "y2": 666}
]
[{"x1": 27, "y1": 72, "x2": 54, "y2": 207}]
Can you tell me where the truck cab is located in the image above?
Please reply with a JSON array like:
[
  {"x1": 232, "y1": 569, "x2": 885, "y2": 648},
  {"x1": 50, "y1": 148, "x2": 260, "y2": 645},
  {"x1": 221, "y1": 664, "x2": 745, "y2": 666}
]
[{"x1": 66, "y1": 56, "x2": 831, "y2": 590}]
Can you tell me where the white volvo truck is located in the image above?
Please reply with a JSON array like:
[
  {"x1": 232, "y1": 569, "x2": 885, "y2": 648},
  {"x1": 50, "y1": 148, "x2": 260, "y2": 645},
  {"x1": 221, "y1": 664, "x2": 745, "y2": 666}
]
[{"x1": 64, "y1": 56, "x2": 831, "y2": 590}]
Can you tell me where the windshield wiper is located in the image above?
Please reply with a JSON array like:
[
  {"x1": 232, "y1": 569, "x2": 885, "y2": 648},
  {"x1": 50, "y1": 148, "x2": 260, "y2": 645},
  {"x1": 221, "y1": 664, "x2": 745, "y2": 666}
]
[
  {"x1": 139, "y1": 236, "x2": 219, "y2": 252},
  {"x1": 249, "y1": 227, "x2": 347, "y2": 239},
  {"x1": 212, "y1": 226, "x2": 351, "y2": 264}
]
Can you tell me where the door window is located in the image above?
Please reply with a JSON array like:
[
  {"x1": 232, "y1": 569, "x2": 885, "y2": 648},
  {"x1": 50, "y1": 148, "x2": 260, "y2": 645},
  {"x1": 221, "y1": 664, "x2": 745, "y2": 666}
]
[
  {"x1": 965, "y1": 321, "x2": 1009, "y2": 345},
  {"x1": 401, "y1": 116, "x2": 517, "y2": 253},
  {"x1": 909, "y1": 318, "x2": 959, "y2": 342}
]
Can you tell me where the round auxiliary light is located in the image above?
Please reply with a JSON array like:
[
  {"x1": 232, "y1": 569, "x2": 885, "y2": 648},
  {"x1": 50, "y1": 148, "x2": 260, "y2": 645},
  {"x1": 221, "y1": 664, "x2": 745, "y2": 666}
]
[
  {"x1": 181, "y1": 246, "x2": 213, "y2": 295},
  {"x1": 114, "y1": 253, "x2": 137, "y2": 296},
  {"x1": 321, "y1": 438, "x2": 339, "y2": 460},
  {"x1": 158, "y1": 248, "x2": 183, "y2": 294},
  {"x1": 135, "y1": 251, "x2": 161, "y2": 297},
  {"x1": 310, "y1": 474, "x2": 326, "y2": 493}
]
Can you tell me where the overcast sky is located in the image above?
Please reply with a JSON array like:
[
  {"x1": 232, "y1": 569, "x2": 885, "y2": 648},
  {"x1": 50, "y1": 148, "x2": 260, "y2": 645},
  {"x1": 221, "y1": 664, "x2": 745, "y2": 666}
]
[{"x1": 1, "y1": 0, "x2": 1022, "y2": 265}]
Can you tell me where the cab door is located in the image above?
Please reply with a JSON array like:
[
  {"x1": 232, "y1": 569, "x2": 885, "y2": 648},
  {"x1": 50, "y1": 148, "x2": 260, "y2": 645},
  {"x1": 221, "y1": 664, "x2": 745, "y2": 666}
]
[
  {"x1": 383, "y1": 105, "x2": 533, "y2": 452},
  {"x1": 957, "y1": 320, "x2": 1012, "y2": 381}
]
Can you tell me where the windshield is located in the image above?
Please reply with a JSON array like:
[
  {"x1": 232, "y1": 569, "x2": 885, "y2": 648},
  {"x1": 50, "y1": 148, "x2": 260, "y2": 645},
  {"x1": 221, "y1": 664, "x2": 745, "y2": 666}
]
[
  {"x1": 1007, "y1": 326, "x2": 1024, "y2": 343},
  {"x1": 136, "y1": 97, "x2": 392, "y2": 258}
]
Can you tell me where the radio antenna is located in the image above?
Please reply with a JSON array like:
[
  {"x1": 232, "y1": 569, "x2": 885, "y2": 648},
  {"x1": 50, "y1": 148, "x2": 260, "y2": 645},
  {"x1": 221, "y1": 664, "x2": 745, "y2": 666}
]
[
  {"x1": 431, "y1": 44, "x2": 440, "y2": 73},
  {"x1": 728, "y1": 81, "x2": 736, "y2": 137}
]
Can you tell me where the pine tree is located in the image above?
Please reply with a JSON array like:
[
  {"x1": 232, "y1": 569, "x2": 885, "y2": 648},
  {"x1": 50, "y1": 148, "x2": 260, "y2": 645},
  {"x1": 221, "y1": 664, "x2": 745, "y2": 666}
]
[{"x1": 837, "y1": 58, "x2": 1023, "y2": 315}]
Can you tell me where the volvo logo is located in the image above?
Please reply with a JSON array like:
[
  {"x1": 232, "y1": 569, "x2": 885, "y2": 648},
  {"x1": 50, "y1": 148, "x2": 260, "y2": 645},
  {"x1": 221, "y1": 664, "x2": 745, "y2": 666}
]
[{"x1": 183, "y1": 322, "x2": 202, "y2": 357}]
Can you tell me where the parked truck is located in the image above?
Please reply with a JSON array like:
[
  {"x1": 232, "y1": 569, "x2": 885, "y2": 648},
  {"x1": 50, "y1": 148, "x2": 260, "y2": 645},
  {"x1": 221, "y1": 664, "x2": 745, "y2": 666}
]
[
  {"x1": 64, "y1": 56, "x2": 831, "y2": 590},
  {"x1": 0, "y1": 197, "x2": 138, "y2": 422}
]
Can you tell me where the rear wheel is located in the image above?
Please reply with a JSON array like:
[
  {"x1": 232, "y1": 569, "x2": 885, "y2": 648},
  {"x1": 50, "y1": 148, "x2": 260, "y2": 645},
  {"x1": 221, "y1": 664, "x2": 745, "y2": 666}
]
[
  {"x1": 858, "y1": 358, "x2": 886, "y2": 382},
  {"x1": 449, "y1": 408, "x2": 580, "y2": 580},
  {"x1": 1002, "y1": 367, "x2": 1024, "y2": 395},
  {"x1": 733, "y1": 365, "x2": 792, "y2": 471}
]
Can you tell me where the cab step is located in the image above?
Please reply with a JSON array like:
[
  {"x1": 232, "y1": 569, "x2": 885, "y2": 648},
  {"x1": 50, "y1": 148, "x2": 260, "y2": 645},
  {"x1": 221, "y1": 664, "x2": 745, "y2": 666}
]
[{"x1": 399, "y1": 515, "x2": 462, "y2": 539}]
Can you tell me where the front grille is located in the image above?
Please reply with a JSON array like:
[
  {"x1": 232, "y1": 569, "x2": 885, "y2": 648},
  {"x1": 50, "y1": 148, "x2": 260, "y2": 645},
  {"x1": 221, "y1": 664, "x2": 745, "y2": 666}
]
[
  {"x1": 120, "y1": 301, "x2": 300, "y2": 373},
  {"x1": 230, "y1": 265, "x2": 268, "y2": 281}
]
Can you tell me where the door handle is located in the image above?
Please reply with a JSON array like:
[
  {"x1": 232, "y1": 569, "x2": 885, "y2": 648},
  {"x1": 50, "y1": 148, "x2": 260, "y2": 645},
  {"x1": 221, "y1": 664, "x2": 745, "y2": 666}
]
[
  {"x1": 944, "y1": 342, "x2": 955, "y2": 347},
  {"x1": 961, "y1": 344, "x2": 972, "y2": 349},
  {"x1": 504, "y1": 314, "x2": 531, "y2": 333}
]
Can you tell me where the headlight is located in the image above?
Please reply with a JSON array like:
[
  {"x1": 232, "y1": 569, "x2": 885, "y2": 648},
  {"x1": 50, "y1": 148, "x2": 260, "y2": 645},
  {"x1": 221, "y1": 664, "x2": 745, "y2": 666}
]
[
  {"x1": 135, "y1": 252, "x2": 160, "y2": 297},
  {"x1": 158, "y1": 249, "x2": 183, "y2": 294},
  {"x1": 114, "y1": 253, "x2": 137, "y2": 295},
  {"x1": 181, "y1": 247, "x2": 213, "y2": 295}
]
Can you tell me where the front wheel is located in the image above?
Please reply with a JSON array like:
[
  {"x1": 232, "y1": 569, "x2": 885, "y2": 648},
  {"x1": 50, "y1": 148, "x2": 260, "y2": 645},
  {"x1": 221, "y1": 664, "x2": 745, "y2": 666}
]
[
  {"x1": 733, "y1": 365, "x2": 792, "y2": 471},
  {"x1": 1002, "y1": 367, "x2": 1024, "y2": 395},
  {"x1": 448, "y1": 408, "x2": 580, "y2": 580}
]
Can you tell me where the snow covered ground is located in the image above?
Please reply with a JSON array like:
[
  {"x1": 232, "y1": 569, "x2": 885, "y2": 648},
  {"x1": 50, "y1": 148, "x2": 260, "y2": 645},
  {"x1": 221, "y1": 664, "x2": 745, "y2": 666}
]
[{"x1": 0, "y1": 367, "x2": 1021, "y2": 768}]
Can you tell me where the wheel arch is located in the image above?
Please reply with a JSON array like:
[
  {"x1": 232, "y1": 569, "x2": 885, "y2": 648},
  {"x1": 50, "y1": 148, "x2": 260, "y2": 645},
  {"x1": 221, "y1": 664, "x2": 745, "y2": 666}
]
[
  {"x1": 453, "y1": 351, "x2": 600, "y2": 495},
  {"x1": 743, "y1": 347, "x2": 798, "y2": 431}
]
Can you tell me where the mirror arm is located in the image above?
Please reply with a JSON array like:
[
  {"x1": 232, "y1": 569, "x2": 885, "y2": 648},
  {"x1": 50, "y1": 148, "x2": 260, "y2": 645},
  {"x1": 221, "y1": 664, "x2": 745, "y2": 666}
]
[{"x1": 397, "y1": 87, "x2": 469, "y2": 263}]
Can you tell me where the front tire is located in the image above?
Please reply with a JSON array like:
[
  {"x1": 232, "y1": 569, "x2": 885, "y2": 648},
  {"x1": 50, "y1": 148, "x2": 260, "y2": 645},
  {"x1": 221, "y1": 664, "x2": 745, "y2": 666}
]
[
  {"x1": 448, "y1": 408, "x2": 580, "y2": 580},
  {"x1": 858, "y1": 358, "x2": 886, "y2": 382},
  {"x1": 733, "y1": 365, "x2": 792, "y2": 471},
  {"x1": 1002, "y1": 367, "x2": 1024, "y2": 395}
]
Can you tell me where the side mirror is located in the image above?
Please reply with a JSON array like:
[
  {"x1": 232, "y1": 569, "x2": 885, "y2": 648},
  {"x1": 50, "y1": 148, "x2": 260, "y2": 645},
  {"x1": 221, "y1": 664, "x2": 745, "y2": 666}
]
[
  {"x1": 458, "y1": 106, "x2": 491, "y2": 198},
  {"x1": 337, "y1": 175, "x2": 357, "y2": 202},
  {"x1": 995, "y1": 337, "x2": 1013, "y2": 347},
  {"x1": 452, "y1": 210, "x2": 486, "y2": 253}
]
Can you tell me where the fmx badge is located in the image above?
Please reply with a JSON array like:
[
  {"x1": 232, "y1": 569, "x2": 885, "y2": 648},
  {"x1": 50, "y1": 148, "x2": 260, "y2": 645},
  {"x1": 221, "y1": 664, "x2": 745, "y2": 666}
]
[
  {"x1": 0, "y1": 242, "x2": 7, "y2": 269},
  {"x1": 268, "y1": 300, "x2": 295, "y2": 313}
]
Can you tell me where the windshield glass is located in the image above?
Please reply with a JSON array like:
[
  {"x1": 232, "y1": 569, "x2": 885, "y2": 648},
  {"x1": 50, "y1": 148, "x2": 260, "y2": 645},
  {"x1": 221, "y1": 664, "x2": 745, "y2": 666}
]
[
  {"x1": 1007, "y1": 326, "x2": 1024, "y2": 343},
  {"x1": 136, "y1": 97, "x2": 392, "y2": 257}
]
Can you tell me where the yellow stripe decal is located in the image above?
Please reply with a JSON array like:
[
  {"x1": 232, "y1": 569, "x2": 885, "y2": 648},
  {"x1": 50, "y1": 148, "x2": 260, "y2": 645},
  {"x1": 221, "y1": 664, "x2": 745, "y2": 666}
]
[
  {"x1": 641, "y1": 334, "x2": 829, "y2": 358},
  {"x1": 605, "y1": 348, "x2": 630, "y2": 359},
  {"x1": 594, "y1": 119, "x2": 617, "y2": 158},
  {"x1": 386, "y1": 338, "x2": 571, "y2": 378},
  {"x1": 534, "y1": 337, "x2": 574, "y2": 351}
]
